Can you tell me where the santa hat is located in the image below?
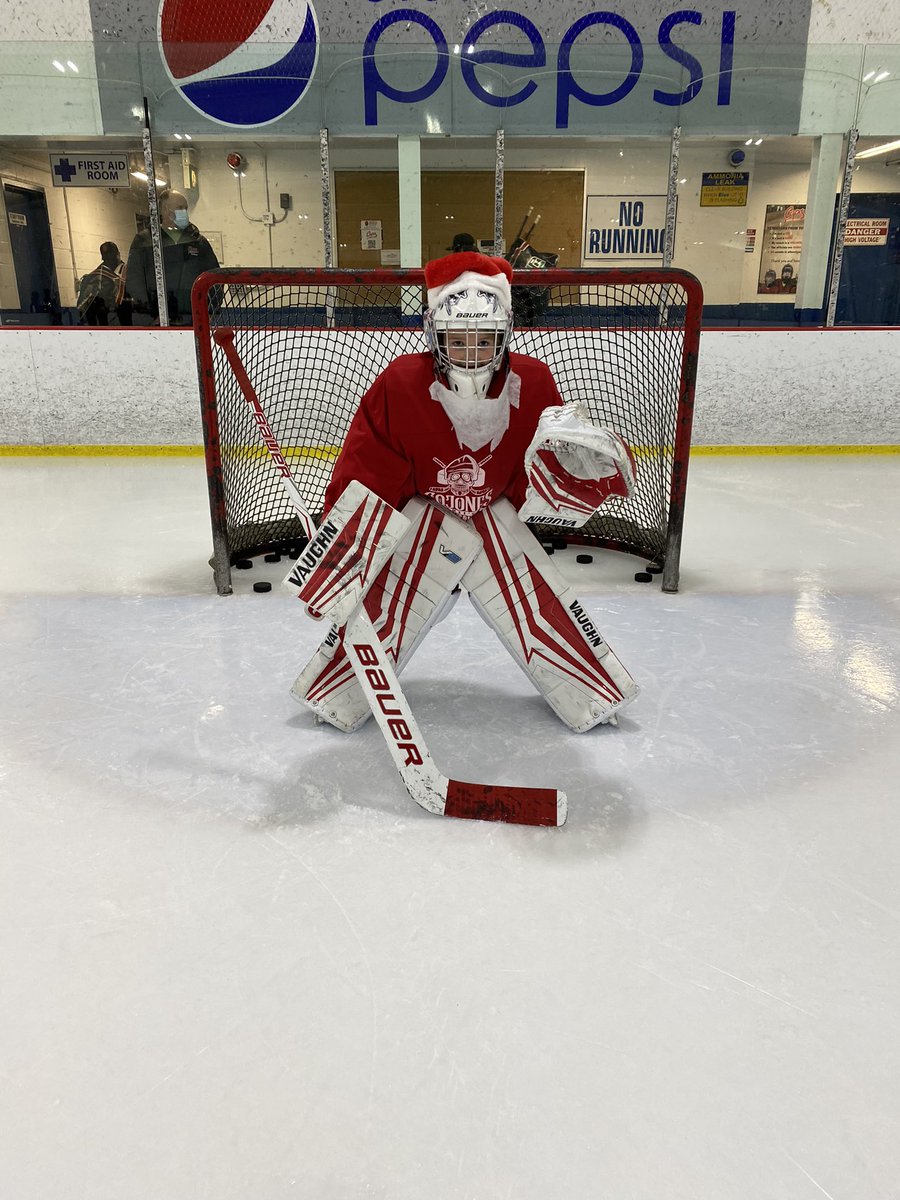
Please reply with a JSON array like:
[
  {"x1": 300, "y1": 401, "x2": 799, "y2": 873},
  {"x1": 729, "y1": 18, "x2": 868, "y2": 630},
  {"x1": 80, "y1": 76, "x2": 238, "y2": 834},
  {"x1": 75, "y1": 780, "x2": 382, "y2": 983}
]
[{"x1": 425, "y1": 252, "x2": 513, "y2": 314}]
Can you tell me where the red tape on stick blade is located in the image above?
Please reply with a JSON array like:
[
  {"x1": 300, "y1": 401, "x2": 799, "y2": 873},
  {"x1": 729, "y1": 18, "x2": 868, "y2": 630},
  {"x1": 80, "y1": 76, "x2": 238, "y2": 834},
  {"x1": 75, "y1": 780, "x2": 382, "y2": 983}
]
[{"x1": 444, "y1": 781, "x2": 564, "y2": 826}]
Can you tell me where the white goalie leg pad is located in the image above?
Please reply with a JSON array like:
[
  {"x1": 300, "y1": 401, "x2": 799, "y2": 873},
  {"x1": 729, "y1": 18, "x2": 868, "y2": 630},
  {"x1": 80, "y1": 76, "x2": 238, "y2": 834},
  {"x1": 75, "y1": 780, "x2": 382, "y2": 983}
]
[
  {"x1": 463, "y1": 499, "x2": 639, "y2": 732},
  {"x1": 282, "y1": 480, "x2": 410, "y2": 625},
  {"x1": 291, "y1": 498, "x2": 482, "y2": 731}
]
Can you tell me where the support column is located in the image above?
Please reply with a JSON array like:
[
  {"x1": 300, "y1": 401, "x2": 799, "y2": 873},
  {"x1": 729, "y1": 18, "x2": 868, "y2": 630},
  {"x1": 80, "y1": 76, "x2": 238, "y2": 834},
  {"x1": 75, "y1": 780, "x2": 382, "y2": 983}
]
[
  {"x1": 494, "y1": 129, "x2": 505, "y2": 255},
  {"x1": 826, "y1": 128, "x2": 858, "y2": 327},
  {"x1": 319, "y1": 128, "x2": 334, "y2": 269},
  {"x1": 141, "y1": 97, "x2": 168, "y2": 327},
  {"x1": 397, "y1": 134, "x2": 422, "y2": 319},
  {"x1": 795, "y1": 133, "x2": 844, "y2": 324},
  {"x1": 663, "y1": 124, "x2": 681, "y2": 269},
  {"x1": 398, "y1": 134, "x2": 422, "y2": 268}
]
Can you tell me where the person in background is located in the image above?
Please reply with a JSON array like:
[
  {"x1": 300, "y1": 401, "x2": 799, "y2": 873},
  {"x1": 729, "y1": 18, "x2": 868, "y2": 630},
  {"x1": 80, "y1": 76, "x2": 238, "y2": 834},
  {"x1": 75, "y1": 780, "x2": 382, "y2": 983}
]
[
  {"x1": 125, "y1": 190, "x2": 219, "y2": 326},
  {"x1": 448, "y1": 232, "x2": 478, "y2": 253},
  {"x1": 760, "y1": 269, "x2": 779, "y2": 294},
  {"x1": 76, "y1": 242, "x2": 128, "y2": 326}
]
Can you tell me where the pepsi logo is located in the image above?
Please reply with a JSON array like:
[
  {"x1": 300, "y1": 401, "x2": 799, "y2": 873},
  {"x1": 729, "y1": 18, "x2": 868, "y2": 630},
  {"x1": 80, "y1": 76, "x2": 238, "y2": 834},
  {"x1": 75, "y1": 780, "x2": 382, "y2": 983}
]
[{"x1": 159, "y1": 0, "x2": 320, "y2": 128}]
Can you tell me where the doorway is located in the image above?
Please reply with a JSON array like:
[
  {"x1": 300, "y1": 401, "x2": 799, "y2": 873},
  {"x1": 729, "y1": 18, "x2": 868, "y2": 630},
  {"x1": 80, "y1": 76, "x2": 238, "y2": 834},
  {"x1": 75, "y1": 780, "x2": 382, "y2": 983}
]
[
  {"x1": 3, "y1": 183, "x2": 61, "y2": 320},
  {"x1": 835, "y1": 192, "x2": 900, "y2": 325}
]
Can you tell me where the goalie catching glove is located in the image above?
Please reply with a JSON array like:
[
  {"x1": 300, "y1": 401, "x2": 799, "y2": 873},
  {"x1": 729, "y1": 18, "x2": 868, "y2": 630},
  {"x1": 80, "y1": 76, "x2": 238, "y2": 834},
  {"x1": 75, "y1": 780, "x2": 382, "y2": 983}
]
[{"x1": 517, "y1": 402, "x2": 636, "y2": 528}]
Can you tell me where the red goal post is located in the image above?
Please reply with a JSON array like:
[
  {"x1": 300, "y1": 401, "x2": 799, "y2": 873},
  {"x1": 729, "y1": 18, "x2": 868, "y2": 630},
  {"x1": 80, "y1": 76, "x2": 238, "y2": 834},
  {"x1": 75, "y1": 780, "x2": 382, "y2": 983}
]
[{"x1": 193, "y1": 267, "x2": 703, "y2": 595}]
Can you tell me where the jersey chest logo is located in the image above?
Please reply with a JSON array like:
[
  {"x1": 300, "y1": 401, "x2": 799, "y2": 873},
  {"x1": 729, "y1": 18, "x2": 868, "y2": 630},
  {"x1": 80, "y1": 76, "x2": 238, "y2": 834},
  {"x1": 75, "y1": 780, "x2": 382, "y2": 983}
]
[{"x1": 427, "y1": 452, "x2": 493, "y2": 518}]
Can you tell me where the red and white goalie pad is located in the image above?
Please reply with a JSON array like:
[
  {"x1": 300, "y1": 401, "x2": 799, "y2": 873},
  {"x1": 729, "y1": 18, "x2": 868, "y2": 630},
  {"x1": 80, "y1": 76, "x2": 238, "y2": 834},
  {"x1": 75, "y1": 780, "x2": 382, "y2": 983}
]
[
  {"x1": 517, "y1": 403, "x2": 637, "y2": 528},
  {"x1": 291, "y1": 498, "x2": 482, "y2": 732},
  {"x1": 463, "y1": 499, "x2": 639, "y2": 732},
  {"x1": 282, "y1": 480, "x2": 411, "y2": 625}
]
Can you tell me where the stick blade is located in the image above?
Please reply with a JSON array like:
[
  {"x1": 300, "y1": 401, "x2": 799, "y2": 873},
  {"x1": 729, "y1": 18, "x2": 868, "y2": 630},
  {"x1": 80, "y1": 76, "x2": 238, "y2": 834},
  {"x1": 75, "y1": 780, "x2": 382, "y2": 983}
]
[{"x1": 445, "y1": 781, "x2": 566, "y2": 827}]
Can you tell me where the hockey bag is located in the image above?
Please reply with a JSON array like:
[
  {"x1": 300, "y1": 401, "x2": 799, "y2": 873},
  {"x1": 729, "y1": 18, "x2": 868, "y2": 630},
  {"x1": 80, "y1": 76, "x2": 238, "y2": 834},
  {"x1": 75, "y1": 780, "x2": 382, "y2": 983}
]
[
  {"x1": 464, "y1": 499, "x2": 639, "y2": 732},
  {"x1": 291, "y1": 497, "x2": 482, "y2": 732},
  {"x1": 517, "y1": 402, "x2": 637, "y2": 528}
]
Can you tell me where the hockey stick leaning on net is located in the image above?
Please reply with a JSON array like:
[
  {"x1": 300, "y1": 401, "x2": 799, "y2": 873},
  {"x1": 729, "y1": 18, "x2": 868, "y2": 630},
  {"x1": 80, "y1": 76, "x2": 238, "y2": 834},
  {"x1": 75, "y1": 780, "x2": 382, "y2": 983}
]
[{"x1": 212, "y1": 326, "x2": 566, "y2": 827}]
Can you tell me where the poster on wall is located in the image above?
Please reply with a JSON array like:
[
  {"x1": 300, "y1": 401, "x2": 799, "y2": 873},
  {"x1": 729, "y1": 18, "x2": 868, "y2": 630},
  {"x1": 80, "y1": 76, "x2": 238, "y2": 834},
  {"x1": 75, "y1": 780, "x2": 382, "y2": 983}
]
[
  {"x1": 584, "y1": 196, "x2": 669, "y2": 261},
  {"x1": 700, "y1": 172, "x2": 749, "y2": 207},
  {"x1": 361, "y1": 219, "x2": 383, "y2": 251},
  {"x1": 204, "y1": 231, "x2": 224, "y2": 265},
  {"x1": 757, "y1": 204, "x2": 805, "y2": 293}
]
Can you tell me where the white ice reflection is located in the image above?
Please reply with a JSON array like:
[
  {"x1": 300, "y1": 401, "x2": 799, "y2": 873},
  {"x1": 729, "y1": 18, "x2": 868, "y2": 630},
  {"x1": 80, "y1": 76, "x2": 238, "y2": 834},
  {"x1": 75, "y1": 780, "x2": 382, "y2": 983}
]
[
  {"x1": 844, "y1": 642, "x2": 899, "y2": 711},
  {"x1": 792, "y1": 588, "x2": 836, "y2": 656},
  {"x1": 793, "y1": 586, "x2": 899, "y2": 712}
]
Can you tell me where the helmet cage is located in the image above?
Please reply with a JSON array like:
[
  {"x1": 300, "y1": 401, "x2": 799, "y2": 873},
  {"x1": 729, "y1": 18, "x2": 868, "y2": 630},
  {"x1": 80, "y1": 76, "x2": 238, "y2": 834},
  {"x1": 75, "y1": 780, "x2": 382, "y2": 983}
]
[{"x1": 424, "y1": 285, "x2": 512, "y2": 384}]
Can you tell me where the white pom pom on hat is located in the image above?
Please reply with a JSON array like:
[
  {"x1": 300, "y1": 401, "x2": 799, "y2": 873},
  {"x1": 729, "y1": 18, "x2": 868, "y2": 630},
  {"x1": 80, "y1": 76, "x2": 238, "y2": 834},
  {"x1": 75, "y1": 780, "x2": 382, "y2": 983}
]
[{"x1": 425, "y1": 251, "x2": 513, "y2": 314}]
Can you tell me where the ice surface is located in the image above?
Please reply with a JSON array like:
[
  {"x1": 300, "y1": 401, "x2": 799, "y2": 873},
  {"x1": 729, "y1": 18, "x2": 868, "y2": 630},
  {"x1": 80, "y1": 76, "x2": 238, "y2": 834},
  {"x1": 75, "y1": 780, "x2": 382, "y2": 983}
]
[{"x1": 1, "y1": 455, "x2": 899, "y2": 1199}]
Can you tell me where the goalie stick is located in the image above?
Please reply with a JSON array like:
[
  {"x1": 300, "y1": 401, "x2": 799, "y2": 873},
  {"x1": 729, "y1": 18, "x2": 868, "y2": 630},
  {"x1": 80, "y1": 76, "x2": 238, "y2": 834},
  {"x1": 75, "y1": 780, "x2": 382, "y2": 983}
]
[{"x1": 212, "y1": 326, "x2": 566, "y2": 827}]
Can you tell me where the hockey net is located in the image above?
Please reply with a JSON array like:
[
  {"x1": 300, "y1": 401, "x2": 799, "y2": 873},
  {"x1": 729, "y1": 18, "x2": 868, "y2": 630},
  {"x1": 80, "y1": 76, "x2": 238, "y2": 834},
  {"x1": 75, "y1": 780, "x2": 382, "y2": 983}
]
[{"x1": 193, "y1": 268, "x2": 703, "y2": 594}]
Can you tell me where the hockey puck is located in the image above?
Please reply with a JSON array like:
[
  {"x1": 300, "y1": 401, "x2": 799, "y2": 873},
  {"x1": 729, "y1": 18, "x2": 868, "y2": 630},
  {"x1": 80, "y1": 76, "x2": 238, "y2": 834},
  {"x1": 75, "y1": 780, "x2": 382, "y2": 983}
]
[
  {"x1": 551, "y1": 538, "x2": 568, "y2": 550},
  {"x1": 235, "y1": 558, "x2": 254, "y2": 570},
  {"x1": 253, "y1": 581, "x2": 272, "y2": 593},
  {"x1": 264, "y1": 552, "x2": 281, "y2": 563},
  {"x1": 576, "y1": 554, "x2": 593, "y2": 564},
  {"x1": 634, "y1": 571, "x2": 653, "y2": 583},
  {"x1": 542, "y1": 545, "x2": 555, "y2": 555},
  {"x1": 645, "y1": 563, "x2": 663, "y2": 575}
]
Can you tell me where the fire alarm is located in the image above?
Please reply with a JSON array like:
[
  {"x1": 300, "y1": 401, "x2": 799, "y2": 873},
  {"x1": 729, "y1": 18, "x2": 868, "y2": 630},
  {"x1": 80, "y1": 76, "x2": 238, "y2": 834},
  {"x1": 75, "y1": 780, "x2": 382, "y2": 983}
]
[{"x1": 226, "y1": 152, "x2": 244, "y2": 172}]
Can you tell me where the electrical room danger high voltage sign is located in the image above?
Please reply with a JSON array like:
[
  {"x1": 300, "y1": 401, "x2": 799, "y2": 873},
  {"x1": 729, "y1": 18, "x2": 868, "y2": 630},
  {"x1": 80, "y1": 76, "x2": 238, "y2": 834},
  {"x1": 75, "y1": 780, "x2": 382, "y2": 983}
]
[{"x1": 844, "y1": 218, "x2": 890, "y2": 246}]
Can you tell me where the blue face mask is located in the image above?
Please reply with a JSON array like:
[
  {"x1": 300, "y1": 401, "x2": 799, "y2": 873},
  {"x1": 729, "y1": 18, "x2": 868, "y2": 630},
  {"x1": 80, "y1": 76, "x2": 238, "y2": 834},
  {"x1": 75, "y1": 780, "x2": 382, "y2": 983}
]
[{"x1": 173, "y1": 209, "x2": 190, "y2": 230}]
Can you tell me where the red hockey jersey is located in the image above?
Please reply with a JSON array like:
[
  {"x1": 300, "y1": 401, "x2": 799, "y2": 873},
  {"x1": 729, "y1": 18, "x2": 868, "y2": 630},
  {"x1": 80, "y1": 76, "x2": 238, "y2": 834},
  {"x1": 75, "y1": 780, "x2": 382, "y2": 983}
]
[{"x1": 325, "y1": 352, "x2": 563, "y2": 520}]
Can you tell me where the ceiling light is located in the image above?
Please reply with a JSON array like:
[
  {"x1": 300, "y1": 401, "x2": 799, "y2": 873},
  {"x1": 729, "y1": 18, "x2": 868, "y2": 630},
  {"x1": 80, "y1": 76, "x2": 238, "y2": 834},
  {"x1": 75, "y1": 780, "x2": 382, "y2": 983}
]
[
  {"x1": 875, "y1": 70, "x2": 890, "y2": 82},
  {"x1": 754, "y1": 138, "x2": 763, "y2": 145},
  {"x1": 66, "y1": 60, "x2": 78, "y2": 72},
  {"x1": 863, "y1": 70, "x2": 876, "y2": 81},
  {"x1": 855, "y1": 138, "x2": 900, "y2": 159},
  {"x1": 173, "y1": 132, "x2": 182, "y2": 140},
  {"x1": 745, "y1": 138, "x2": 753, "y2": 145},
  {"x1": 130, "y1": 170, "x2": 168, "y2": 186},
  {"x1": 51, "y1": 60, "x2": 65, "y2": 72}
]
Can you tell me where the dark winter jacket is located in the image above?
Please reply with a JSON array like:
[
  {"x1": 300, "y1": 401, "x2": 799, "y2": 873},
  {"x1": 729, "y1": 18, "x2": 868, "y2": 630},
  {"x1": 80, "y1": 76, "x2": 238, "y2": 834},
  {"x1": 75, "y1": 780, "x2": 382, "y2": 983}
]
[{"x1": 125, "y1": 224, "x2": 219, "y2": 324}]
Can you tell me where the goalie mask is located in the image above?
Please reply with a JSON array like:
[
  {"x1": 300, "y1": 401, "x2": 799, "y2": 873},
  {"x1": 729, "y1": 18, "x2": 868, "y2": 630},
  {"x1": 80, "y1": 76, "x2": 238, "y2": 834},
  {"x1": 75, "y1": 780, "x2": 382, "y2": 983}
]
[{"x1": 424, "y1": 253, "x2": 513, "y2": 400}]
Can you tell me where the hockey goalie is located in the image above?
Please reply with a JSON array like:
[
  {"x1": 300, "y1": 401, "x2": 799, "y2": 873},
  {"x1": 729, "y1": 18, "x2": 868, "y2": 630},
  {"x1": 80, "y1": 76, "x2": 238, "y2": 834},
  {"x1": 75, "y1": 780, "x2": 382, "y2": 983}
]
[{"x1": 289, "y1": 251, "x2": 639, "y2": 736}]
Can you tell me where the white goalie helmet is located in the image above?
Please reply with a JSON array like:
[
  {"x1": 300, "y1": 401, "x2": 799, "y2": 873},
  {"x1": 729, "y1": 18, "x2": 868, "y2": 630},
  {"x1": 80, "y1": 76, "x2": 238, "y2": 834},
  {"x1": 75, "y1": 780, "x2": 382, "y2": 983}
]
[{"x1": 423, "y1": 252, "x2": 514, "y2": 399}]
